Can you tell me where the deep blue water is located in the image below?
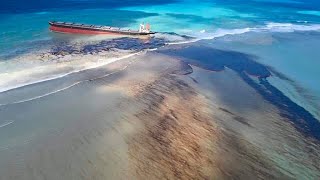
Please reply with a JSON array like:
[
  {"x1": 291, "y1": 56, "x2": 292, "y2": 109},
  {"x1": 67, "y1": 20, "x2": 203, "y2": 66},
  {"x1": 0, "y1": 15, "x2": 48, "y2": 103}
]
[
  {"x1": 1, "y1": 0, "x2": 320, "y2": 52},
  {"x1": 2, "y1": 0, "x2": 320, "y2": 14},
  {"x1": 0, "y1": 0, "x2": 178, "y2": 14}
]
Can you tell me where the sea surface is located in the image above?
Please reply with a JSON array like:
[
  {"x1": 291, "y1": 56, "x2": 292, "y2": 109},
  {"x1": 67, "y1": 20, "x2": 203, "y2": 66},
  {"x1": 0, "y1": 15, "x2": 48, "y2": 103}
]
[
  {"x1": 1, "y1": 0, "x2": 320, "y2": 179},
  {"x1": 2, "y1": 0, "x2": 319, "y2": 117}
]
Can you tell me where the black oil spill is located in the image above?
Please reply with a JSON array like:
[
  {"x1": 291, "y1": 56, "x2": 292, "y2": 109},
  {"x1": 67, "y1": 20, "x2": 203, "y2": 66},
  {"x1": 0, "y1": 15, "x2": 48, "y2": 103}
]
[
  {"x1": 49, "y1": 37, "x2": 168, "y2": 56},
  {"x1": 158, "y1": 44, "x2": 320, "y2": 141},
  {"x1": 158, "y1": 45, "x2": 271, "y2": 78},
  {"x1": 242, "y1": 74, "x2": 320, "y2": 141}
]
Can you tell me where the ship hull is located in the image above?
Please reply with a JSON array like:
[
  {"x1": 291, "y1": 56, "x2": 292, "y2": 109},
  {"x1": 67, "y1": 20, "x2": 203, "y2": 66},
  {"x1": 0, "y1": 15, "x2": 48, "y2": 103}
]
[
  {"x1": 50, "y1": 26, "x2": 122, "y2": 35},
  {"x1": 49, "y1": 21, "x2": 155, "y2": 36}
]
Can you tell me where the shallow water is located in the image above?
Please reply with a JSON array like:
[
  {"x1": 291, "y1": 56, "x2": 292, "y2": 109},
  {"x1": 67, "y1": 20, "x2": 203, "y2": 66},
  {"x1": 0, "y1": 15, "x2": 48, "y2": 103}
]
[
  {"x1": 0, "y1": 50, "x2": 319, "y2": 179},
  {"x1": 1, "y1": 0, "x2": 320, "y2": 179},
  {"x1": 203, "y1": 31, "x2": 320, "y2": 119}
]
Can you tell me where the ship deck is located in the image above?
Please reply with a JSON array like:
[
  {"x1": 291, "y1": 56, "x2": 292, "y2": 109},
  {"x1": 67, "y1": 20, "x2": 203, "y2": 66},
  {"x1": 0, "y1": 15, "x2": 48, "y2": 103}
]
[{"x1": 49, "y1": 21, "x2": 155, "y2": 35}]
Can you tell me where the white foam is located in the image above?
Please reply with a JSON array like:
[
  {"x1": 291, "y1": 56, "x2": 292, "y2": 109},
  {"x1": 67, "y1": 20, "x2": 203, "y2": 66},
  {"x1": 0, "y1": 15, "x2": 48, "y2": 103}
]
[
  {"x1": 0, "y1": 61, "x2": 134, "y2": 106},
  {"x1": 0, "y1": 121, "x2": 14, "y2": 128},
  {"x1": 167, "y1": 38, "x2": 199, "y2": 45},
  {"x1": 167, "y1": 27, "x2": 252, "y2": 45},
  {"x1": 198, "y1": 27, "x2": 252, "y2": 39},
  {"x1": 0, "y1": 52, "x2": 141, "y2": 94},
  {"x1": 169, "y1": 22, "x2": 320, "y2": 44},
  {"x1": 1, "y1": 22, "x2": 320, "y2": 95},
  {"x1": 264, "y1": 22, "x2": 320, "y2": 32},
  {"x1": 0, "y1": 82, "x2": 81, "y2": 106}
]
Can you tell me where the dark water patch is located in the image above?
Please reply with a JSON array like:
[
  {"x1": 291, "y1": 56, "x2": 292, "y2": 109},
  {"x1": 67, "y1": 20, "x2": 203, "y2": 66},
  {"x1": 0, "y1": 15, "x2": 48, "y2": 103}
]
[
  {"x1": 79, "y1": 37, "x2": 167, "y2": 53},
  {"x1": 219, "y1": 0, "x2": 320, "y2": 12},
  {"x1": 166, "y1": 13, "x2": 213, "y2": 24},
  {"x1": 189, "y1": 77, "x2": 198, "y2": 84},
  {"x1": 219, "y1": 107, "x2": 235, "y2": 115},
  {"x1": 240, "y1": 73, "x2": 320, "y2": 141},
  {"x1": 158, "y1": 44, "x2": 320, "y2": 141},
  {"x1": 0, "y1": 0, "x2": 179, "y2": 14},
  {"x1": 51, "y1": 44, "x2": 79, "y2": 56},
  {"x1": 214, "y1": 0, "x2": 320, "y2": 24},
  {"x1": 268, "y1": 66, "x2": 294, "y2": 83},
  {"x1": 47, "y1": 37, "x2": 167, "y2": 57},
  {"x1": 3, "y1": 36, "x2": 171, "y2": 61},
  {"x1": 89, "y1": 37, "x2": 167, "y2": 51},
  {"x1": 170, "y1": 62, "x2": 193, "y2": 75},
  {"x1": 159, "y1": 32, "x2": 195, "y2": 40},
  {"x1": 249, "y1": 0, "x2": 320, "y2": 11},
  {"x1": 219, "y1": 107, "x2": 251, "y2": 127},
  {"x1": 157, "y1": 45, "x2": 271, "y2": 78},
  {"x1": 233, "y1": 116, "x2": 252, "y2": 127},
  {"x1": 269, "y1": 67, "x2": 319, "y2": 104}
]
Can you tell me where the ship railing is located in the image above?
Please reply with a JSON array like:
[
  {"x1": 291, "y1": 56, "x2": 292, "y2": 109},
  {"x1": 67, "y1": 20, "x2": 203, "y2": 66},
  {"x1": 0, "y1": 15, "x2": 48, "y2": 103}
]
[
  {"x1": 73, "y1": 23, "x2": 84, "y2": 27},
  {"x1": 101, "y1": 26, "x2": 111, "y2": 29},
  {"x1": 120, "y1": 28, "x2": 131, "y2": 32},
  {"x1": 110, "y1": 27, "x2": 120, "y2": 31},
  {"x1": 50, "y1": 21, "x2": 136, "y2": 32}
]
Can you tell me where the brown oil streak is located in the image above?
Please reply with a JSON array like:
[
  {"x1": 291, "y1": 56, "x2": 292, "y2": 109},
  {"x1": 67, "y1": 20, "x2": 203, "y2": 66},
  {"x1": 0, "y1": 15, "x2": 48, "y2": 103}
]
[
  {"x1": 121, "y1": 72, "x2": 290, "y2": 179},
  {"x1": 127, "y1": 75, "x2": 218, "y2": 180}
]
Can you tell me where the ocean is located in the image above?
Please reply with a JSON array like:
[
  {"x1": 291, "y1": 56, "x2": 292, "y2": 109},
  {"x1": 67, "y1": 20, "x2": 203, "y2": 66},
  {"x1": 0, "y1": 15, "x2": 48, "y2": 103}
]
[
  {"x1": 1, "y1": 0, "x2": 319, "y2": 118},
  {"x1": 1, "y1": 0, "x2": 320, "y2": 179}
]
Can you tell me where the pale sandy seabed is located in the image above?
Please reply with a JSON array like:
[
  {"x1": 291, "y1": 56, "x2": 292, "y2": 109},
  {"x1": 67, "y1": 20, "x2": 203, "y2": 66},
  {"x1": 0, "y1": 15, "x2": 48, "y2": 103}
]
[{"x1": 0, "y1": 49, "x2": 319, "y2": 180}]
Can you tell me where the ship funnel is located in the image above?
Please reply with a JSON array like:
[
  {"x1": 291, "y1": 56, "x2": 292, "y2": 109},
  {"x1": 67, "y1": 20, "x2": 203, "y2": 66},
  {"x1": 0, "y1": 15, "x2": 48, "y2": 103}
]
[{"x1": 146, "y1": 23, "x2": 151, "y2": 32}]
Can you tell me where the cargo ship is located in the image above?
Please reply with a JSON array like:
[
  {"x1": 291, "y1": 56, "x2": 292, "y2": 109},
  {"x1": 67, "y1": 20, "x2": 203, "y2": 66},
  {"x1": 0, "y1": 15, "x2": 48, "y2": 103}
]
[{"x1": 49, "y1": 21, "x2": 155, "y2": 36}]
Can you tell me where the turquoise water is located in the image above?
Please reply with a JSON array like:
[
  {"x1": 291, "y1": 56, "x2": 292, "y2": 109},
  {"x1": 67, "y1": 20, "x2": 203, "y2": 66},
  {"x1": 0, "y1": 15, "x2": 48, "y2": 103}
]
[
  {"x1": 1, "y1": 0, "x2": 320, "y2": 52},
  {"x1": 0, "y1": 0, "x2": 320, "y2": 118},
  {"x1": 203, "y1": 31, "x2": 320, "y2": 120},
  {"x1": 1, "y1": 1, "x2": 320, "y2": 178}
]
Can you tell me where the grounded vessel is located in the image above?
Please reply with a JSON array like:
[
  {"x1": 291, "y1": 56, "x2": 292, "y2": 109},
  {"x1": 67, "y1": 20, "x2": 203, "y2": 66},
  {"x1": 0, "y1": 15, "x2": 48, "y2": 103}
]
[{"x1": 49, "y1": 21, "x2": 155, "y2": 36}]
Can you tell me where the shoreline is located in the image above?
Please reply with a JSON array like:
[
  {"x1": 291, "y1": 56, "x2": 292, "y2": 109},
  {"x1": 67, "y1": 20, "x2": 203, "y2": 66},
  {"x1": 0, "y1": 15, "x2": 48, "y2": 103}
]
[
  {"x1": 0, "y1": 50, "x2": 142, "y2": 94},
  {"x1": 1, "y1": 43, "x2": 319, "y2": 140},
  {"x1": 0, "y1": 32, "x2": 320, "y2": 179},
  {"x1": 2, "y1": 21, "x2": 320, "y2": 94},
  {"x1": 0, "y1": 50, "x2": 319, "y2": 179}
]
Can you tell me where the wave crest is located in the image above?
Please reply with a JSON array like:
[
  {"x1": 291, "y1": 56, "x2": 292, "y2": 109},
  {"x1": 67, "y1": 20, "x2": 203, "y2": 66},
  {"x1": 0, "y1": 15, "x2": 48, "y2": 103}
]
[
  {"x1": 1, "y1": 22, "x2": 320, "y2": 94},
  {"x1": 184, "y1": 22, "x2": 320, "y2": 41},
  {"x1": 265, "y1": 22, "x2": 320, "y2": 32}
]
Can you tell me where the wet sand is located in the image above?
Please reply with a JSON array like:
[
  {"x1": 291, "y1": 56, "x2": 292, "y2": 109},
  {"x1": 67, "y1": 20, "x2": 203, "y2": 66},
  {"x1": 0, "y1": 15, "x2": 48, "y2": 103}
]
[{"x1": 0, "y1": 47, "x2": 319, "y2": 179}]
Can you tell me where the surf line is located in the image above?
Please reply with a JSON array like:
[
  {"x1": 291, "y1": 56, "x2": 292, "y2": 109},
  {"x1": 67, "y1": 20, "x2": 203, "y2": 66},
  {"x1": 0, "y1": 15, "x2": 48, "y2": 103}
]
[
  {"x1": 0, "y1": 59, "x2": 137, "y2": 107},
  {"x1": 0, "y1": 51, "x2": 143, "y2": 94},
  {"x1": 0, "y1": 121, "x2": 14, "y2": 128}
]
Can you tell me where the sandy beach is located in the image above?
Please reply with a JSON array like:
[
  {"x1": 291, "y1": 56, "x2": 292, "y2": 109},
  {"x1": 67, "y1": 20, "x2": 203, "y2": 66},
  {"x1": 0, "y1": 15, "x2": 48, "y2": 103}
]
[{"x1": 0, "y1": 44, "x2": 319, "y2": 179}]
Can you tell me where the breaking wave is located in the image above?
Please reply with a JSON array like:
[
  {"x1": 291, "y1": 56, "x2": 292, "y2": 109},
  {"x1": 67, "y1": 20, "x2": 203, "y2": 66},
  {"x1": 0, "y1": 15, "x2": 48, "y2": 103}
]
[
  {"x1": 1, "y1": 22, "x2": 320, "y2": 95},
  {"x1": 264, "y1": 22, "x2": 320, "y2": 32},
  {"x1": 0, "y1": 121, "x2": 14, "y2": 129},
  {"x1": 173, "y1": 22, "x2": 320, "y2": 44},
  {"x1": 0, "y1": 52, "x2": 141, "y2": 94}
]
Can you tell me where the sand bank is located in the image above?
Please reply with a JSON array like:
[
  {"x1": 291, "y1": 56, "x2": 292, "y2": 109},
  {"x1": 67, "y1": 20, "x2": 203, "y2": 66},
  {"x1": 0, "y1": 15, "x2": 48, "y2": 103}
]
[{"x1": 0, "y1": 48, "x2": 319, "y2": 179}]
